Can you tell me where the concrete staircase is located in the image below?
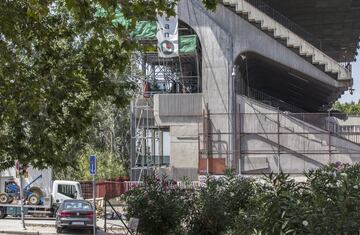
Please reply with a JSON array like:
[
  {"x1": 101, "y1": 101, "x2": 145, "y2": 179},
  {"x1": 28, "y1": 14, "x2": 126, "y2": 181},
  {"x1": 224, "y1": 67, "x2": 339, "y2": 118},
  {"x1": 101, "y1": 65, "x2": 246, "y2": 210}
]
[{"x1": 222, "y1": 0, "x2": 351, "y2": 81}]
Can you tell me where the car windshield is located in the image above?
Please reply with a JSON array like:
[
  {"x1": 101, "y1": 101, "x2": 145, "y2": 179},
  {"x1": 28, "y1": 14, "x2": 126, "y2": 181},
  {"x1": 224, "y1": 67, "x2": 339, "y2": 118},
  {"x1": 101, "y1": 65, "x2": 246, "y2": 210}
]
[{"x1": 63, "y1": 201, "x2": 92, "y2": 210}]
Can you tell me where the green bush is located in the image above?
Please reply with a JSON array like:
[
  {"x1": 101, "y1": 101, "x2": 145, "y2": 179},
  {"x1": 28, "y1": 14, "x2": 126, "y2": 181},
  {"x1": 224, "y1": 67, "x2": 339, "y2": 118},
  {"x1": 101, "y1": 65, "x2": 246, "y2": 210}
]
[
  {"x1": 230, "y1": 173, "x2": 308, "y2": 235},
  {"x1": 186, "y1": 173, "x2": 255, "y2": 235},
  {"x1": 185, "y1": 176, "x2": 228, "y2": 235},
  {"x1": 124, "y1": 175, "x2": 190, "y2": 235},
  {"x1": 304, "y1": 163, "x2": 360, "y2": 234},
  {"x1": 124, "y1": 163, "x2": 360, "y2": 235}
]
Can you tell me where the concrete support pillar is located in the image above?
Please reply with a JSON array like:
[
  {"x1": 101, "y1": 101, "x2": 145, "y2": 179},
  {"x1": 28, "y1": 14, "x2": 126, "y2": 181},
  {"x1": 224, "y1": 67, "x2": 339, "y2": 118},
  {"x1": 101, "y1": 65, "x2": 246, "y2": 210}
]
[
  {"x1": 151, "y1": 129, "x2": 156, "y2": 164},
  {"x1": 159, "y1": 130, "x2": 164, "y2": 160},
  {"x1": 141, "y1": 130, "x2": 146, "y2": 167}
]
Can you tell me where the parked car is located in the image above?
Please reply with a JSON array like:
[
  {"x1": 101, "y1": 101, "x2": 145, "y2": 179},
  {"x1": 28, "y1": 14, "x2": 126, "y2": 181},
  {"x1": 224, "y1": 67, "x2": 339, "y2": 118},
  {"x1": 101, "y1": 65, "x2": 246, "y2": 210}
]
[{"x1": 56, "y1": 200, "x2": 94, "y2": 233}]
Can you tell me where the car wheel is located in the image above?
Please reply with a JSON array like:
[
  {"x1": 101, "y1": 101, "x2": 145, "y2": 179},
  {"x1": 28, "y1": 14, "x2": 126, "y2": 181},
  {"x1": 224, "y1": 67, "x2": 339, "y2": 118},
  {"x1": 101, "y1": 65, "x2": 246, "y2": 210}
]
[{"x1": 56, "y1": 226, "x2": 62, "y2": 234}]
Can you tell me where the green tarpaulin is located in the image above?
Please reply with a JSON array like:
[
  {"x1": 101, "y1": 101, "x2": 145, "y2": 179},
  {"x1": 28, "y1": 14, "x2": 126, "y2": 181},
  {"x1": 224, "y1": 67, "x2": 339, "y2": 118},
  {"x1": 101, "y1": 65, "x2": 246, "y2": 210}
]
[
  {"x1": 132, "y1": 21, "x2": 157, "y2": 39},
  {"x1": 179, "y1": 35, "x2": 197, "y2": 54},
  {"x1": 95, "y1": 7, "x2": 198, "y2": 54},
  {"x1": 132, "y1": 21, "x2": 198, "y2": 54}
]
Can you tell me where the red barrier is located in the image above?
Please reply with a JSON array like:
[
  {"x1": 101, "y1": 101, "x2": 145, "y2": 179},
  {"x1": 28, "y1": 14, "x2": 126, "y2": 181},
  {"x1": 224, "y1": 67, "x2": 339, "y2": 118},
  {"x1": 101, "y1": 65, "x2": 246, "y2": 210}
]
[{"x1": 80, "y1": 178, "x2": 140, "y2": 199}]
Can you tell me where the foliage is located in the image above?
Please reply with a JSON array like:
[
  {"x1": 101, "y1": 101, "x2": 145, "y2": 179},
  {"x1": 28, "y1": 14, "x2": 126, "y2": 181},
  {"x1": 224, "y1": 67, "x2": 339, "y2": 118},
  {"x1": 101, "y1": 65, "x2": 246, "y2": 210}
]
[
  {"x1": 187, "y1": 172, "x2": 255, "y2": 235},
  {"x1": 231, "y1": 164, "x2": 360, "y2": 235},
  {"x1": 332, "y1": 101, "x2": 360, "y2": 114},
  {"x1": 231, "y1": 173, "x2": 308, "y2": 235},
  {"x1": 124, "y1": 172, "x2": 256, "y2": 235},
  {"x1": 186, "y1": 176, "x2": 229, "y2": 235},
  {"x1": 53, "y1": 146, "x2": 127, "y2": 181},
  {"x1": 303, "y1": 163, "x2": 360, "y2": 234},
  {"x1": 0, "y1": 0, "x2": 218, "y2": 171},
  {"x1": 90, "y1": 99, "x2": 131, "y2": 164},
  {"x1": 125, "y1": 164, "x2": 360, "y2": 235},
  {"x1": 0, "y1": 0, "x2": 134, "y2": 170},
  {"x1": 53, "y1": 99, "x2": 130, "y2": 180},
  {"x1": 124, "y1": 175, "x2": 190, "y2": 235}
]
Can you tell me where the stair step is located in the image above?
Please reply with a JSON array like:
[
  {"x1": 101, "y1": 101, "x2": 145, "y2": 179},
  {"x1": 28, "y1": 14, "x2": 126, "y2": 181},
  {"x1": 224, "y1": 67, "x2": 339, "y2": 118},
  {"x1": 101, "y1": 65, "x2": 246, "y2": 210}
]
[
  {"x1": 273, "y1": 24, "x2": 289, "y2": 40},
  {"x1": 222, "y1": 0, "x2": 350, "y2": 81},
  {"x1": 223, "y1": 0, "x2": 236, "y2": 5}
]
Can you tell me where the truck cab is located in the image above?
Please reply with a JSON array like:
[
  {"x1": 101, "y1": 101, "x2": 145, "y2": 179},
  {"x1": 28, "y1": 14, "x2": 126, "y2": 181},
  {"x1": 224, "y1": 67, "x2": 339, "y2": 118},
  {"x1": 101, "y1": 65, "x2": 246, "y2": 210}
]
[{"x1": 52, "y1": 180, "x2": 83, "y2": 204}]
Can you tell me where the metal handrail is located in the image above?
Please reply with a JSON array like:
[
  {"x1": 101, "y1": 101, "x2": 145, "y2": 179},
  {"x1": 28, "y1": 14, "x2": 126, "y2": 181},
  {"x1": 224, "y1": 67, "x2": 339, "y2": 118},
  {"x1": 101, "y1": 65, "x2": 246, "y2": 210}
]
[
  {"x1": 247, "y1": 87, "x2": 305, "y2": 113},
  {"x1": 104, "y1": 195, "x2": 134, "y2": 235},
  {"x1": 136, "y1": 155, "x2": 170, "y2": 167}
]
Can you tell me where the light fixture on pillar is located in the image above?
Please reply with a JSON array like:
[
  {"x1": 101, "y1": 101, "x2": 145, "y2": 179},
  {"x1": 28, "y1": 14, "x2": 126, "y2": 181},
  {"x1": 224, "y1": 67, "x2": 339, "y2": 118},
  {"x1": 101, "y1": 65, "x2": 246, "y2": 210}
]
[{"x1": 349, "y1": 87, "x2": 355, "y2": 95}]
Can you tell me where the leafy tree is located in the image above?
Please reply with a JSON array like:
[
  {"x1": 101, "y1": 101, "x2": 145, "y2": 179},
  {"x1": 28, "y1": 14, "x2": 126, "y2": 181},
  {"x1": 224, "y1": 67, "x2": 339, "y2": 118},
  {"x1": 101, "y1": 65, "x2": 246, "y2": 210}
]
[
  {"x1": 54, "y1": 99, "x2": 130, "y2": 180},
  {"x1": 332, "y1": 100, "x2": 360, "y2": 115},
  {"x1": 54, "y1": 146, "x2": 127, "y2": 181},
  {"x1": 0, "y1": 0, "x2": 217, "y2": 171},
  {"x1": 90, "y1": 99, "x2": 131, "y2": 165}
]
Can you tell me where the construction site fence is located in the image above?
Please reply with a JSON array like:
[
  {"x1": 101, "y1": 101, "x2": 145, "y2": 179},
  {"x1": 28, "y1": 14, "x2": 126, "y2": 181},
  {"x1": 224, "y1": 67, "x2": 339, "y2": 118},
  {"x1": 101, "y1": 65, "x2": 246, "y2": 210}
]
[
  {"x1": 206, "y1": 112, "x2": 359, "y2": 135},
  {"x1": 80, "y1": 180, "x2": 140, "y2": 199},
  {"x1": 80, "y1": 180, "x2": 206, "y2": 199},
  {"x1": 199, "y1": 112, "x2": 360, "y2": 154},
  {"x1": 196, "y1": 112, "x2": 360, "y2": 174}
]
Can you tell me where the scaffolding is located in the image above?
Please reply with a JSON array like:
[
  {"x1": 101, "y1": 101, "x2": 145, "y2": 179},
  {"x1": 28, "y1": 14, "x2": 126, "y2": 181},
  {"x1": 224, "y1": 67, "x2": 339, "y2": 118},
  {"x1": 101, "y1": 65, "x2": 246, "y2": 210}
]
[{"x1": 129, "y1": 21, "x2": 202, "y2": 181}]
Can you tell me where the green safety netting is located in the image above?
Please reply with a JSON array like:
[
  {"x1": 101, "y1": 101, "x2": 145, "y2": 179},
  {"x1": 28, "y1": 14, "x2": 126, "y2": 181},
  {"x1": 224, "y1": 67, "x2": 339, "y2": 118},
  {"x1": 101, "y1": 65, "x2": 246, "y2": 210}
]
[
  {"x1": 132, "y1": 21, "x2": 198, "y2": 54},
  {"x1": 179, "y1": 35, "x2": 197, "y2": 54},
  {"x1": 132, "y1": 21, "x2": 157, "y2": 39},
  {"x1": 95, "y1": 7, "x2": 198, "y2": 54}
]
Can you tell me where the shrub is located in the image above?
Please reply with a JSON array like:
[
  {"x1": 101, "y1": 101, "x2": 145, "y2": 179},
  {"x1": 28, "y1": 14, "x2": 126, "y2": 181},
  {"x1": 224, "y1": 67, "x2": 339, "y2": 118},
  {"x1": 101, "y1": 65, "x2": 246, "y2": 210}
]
[
  {"x1": 231, "y1": 163, "x2": 360, "y2": 235},
  {"x1": 124, "y1": 175, "x2": 190, "y2": 235},
  {"x1": 186, "y1": 172, "x2": 255, "y2": 235},
  {"x1": 230, "y1": 172, "x2": 308, "y2": 235},
  {"x1": 124, "y1": 163, "x2": 360, "y2": 235},
  {"x1": 304, "y1": 163, "x2": 360, "y2": 234}
]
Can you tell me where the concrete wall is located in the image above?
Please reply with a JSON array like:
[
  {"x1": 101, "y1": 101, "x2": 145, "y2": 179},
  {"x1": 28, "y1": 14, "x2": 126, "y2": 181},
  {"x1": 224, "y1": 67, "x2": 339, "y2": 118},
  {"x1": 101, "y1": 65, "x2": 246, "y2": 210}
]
[
  {"x1": 178, "y1": 0, "x2": 234, "y2": 132},
  {"x1": 144, "y1": 94, "x2": 202, "y2": 181},
  {"x1": 170, "y1": 125, "x2": 199, "y2": 169},
  {"x1": 237, "y1": 95, "x2": 360, "y2": 174},
  {"x1": 154, "y1": 93, "x2": 202, "y2": 125},
  {"x1": 337, "y1": 116, "x2": 360, "y2": 126},
  {"x1": 169, "y1": 125, "x2": 199, "y2": 180}
]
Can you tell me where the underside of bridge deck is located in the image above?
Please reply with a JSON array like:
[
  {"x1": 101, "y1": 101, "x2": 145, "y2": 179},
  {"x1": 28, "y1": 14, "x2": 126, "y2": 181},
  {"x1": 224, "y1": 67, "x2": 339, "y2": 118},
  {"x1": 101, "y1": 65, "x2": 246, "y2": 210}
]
[{"x1": 261, "y1": 0, "x2": 360, "y2": 62}]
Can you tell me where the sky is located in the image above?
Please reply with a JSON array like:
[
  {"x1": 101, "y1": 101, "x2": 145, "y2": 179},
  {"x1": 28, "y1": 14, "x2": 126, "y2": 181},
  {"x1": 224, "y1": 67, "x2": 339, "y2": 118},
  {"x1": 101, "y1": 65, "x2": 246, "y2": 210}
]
[{"x1": 339, "y1": 49, "x2": 360, "y2": 103}]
